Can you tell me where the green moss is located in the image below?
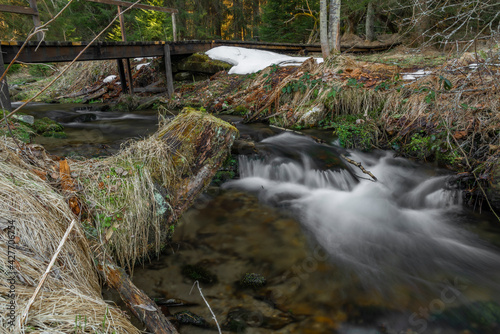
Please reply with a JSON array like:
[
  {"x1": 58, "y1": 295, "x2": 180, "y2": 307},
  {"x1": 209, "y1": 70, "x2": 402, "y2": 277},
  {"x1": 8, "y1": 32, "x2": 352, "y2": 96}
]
[
  {"x1": 331, "y1": 118, "x2": 377, "y2": 151},
  {"x1": 42, "y1": 131, "x2": 67, "y2": 139},
  {"x1": 234, "y1": 105, "x2": 248, "y2": 115},
  {"x1": 0, "y1": 110, "x2": 35, "y2": 143},
  {"x1": 33, "y1": 117, "x2": 64, "y2": 133},
  {"x1": 397, "y1": 131, "x2": 460, "y2": 166},
  {"x1": 178, "y1": 53, "x2": 232, "y2": 74}
]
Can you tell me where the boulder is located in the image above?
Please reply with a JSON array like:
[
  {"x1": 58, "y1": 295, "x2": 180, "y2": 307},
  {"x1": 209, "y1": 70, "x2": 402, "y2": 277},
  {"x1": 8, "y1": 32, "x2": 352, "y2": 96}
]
[{"x1": 177, "y1": 53, "x2": 232, "y2": 75}]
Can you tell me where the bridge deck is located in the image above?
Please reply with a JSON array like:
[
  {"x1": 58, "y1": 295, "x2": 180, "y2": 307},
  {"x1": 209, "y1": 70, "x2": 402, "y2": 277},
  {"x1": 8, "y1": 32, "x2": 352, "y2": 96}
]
[
  {"x1": 0, "y1": 40, "x2": 398, "y2": 64},
  {"x1": 1, "y1": 40, "x2": 324, "y2": 64}
]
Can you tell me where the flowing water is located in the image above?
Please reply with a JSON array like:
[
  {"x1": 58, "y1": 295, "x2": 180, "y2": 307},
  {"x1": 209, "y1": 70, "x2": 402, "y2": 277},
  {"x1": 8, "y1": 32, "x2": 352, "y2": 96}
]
[{"x1": 17, "y1": 104, "x2": 500, "y2": 333}]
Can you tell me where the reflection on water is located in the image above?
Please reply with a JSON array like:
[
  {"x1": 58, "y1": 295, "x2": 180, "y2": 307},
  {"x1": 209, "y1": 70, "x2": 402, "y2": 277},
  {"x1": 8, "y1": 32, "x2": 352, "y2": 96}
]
[{"x1": 15, "y1": 102, "x2": 159, "y2": 157}]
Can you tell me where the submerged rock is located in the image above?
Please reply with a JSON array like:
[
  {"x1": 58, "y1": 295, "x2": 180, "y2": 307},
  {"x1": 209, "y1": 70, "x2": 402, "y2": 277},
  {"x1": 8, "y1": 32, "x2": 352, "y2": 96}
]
[
  {"x1": 174, "y1": 310, "x2": 209, "y2": 327},
  {"x1": 224, "y1": 307, "x2": 294, "y2": 331},
  {"x1": 181, "y1": 264, "x2": 218, "y2": 284},
  {"x1": 239, "y1": 273, "x2": 267, "y2": 288}
]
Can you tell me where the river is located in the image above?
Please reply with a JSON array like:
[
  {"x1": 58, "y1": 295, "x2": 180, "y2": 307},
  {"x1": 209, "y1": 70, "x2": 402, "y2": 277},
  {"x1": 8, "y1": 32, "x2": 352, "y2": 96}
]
[{"x1": 18, "y1": 103, "x2": 500, "y2": 333}]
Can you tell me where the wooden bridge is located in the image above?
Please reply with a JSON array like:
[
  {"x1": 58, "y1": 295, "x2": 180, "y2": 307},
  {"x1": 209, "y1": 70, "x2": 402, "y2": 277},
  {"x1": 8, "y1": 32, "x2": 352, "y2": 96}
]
[{"x1": 0, "y1": 39, "x2": 398, "y2": 111}]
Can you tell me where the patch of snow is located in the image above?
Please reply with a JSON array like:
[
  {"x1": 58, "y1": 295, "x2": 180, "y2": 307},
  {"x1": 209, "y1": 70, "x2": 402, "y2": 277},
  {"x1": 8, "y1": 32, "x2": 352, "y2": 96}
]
[
  {"x1": 134, "y1": 57, "x2": 144, "y2": 62},
  {"x1": 103, "y1": 75, "x2": 117, "y2": 83},
  {"x1": 401, "y1": 69, "x2": 432, "y2": 80},
  {"x1": 136, "y1": 63, "x2": 151, "y2": 70},
  {"x1": 205, "y1": 46, "x2": 323, "y2": 75}
]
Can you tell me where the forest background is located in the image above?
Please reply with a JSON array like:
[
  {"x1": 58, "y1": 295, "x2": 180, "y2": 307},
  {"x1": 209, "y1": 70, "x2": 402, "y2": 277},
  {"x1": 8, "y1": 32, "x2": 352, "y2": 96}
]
[{"x1": 1, "y1": 0, "x2": 499, "y2": 47}]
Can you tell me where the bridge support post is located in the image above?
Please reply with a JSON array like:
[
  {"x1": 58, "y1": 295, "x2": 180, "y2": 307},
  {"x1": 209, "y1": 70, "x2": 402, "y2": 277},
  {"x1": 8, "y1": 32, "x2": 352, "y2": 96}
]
[
  {"x1": 0, "y1": 44, "x2": 12, "y2": 112},
  {"x1": 163, "y1": 44, "x2": 174, "y2": 98},
  {"x1": 125, "y1": 58, "x2": 134, "y2": 94},
  {"x1": 116, "y1": 59, "x2": 128, "y2": 94}
]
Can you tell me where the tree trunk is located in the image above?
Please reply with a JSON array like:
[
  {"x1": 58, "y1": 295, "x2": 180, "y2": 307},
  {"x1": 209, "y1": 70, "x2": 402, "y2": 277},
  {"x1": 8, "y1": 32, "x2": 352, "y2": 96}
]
[
  {"x1": 415, "y1": 0, "x2": 429, "y2": 44},
  {"x1": 328, "y1": 0, "x2": 341, "y2": 53},
  {"x1": 320, "y1": 0, "x2": 329, "y2": 58},
  {"x1": 366, "y1": 1, "x2": 375, "y2": 42}
]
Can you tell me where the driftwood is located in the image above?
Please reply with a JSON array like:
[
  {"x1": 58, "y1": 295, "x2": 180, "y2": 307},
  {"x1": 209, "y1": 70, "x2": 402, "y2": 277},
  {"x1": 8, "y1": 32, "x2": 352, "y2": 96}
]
[{"x1": 341, "y1": 154, "x2": 378, "y2": 181}]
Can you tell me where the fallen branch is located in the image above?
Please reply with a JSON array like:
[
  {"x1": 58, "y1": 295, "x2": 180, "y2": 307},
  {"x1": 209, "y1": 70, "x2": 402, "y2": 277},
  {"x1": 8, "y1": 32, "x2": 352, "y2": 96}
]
[
  {"x1": 100, "y1": 258, "x2": 179, "y2": 334},
  {"x1": 190, "y1": 281, "x2": 222, "y2": 334},
  {"x1": 341, "y1": 154, "x2": 378, "y2": 181}
]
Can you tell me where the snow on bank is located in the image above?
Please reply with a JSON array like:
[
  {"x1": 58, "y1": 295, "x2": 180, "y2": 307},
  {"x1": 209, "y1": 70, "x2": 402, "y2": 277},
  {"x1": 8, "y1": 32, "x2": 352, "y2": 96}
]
[
  {"x1": 401, "y1": 69, "x2": 432, "y2": 80},
  {"x1": 205, "y1": 46, "x2": 323, "y2": 75},
  {"x1": 103, "y1": 75, "x2": 117, "y2": 83}
]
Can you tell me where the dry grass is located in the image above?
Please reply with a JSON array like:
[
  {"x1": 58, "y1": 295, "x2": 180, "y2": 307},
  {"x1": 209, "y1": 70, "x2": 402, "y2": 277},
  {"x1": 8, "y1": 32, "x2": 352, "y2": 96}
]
[
  {"x1": 226, "y1": 55, "x2": 387, "y2": 127},
  {"x1": 0, "y1": 139, "x2": 138, "y2": 333}
]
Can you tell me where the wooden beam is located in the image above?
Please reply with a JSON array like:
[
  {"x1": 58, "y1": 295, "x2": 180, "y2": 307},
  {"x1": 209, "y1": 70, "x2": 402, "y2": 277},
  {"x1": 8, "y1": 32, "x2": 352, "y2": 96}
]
[
  {"x1": 163, "y1": 44, "x2": 173, "y2": 98},
  {"x1": 86, "y1": 0, "x2": 178, "y2": 13},
  {"x1": 116, "y1": 59, "x2": 128, "y2": 94},
  {"x1": 0, "y1": 4, "x2": 37, "y2": 15},
  {"x1": 117, "y1": 5, "x2": 126, "y2": 41},
  {"x1": 125, "y1": 58, "x2": 133, "y2": 95},
  {"x1": 0, "y1": 45, "x2": 12, "y2": 112}
]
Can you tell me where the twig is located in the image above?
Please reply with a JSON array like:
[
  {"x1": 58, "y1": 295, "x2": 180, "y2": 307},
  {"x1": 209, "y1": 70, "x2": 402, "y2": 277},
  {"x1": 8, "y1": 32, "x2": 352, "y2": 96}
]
[
  {"x1": 19, "y1": 219, "x2": 77, "y2": 326},
  {"x1": 341, "y1": 154, "x2": 378, "y2": 181},
  {"x1": 189, "y1": 281, "x2": 222, "y2": 334}
]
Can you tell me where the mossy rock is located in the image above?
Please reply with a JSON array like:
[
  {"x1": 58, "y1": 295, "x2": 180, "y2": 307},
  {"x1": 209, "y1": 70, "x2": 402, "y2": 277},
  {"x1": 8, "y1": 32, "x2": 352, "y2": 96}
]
[
  {"x1": 239, "y1": 273, "x2": 267, "y2": 288},
  {"x1": 33, "y1": 117, "x2": 64, "y2": 134},
  {"x1": 181, "y1": 264, "x2": 218, "y2": 284},
  {"x1": 177, "y1": 53, "x2": 232, "y2": 74}
]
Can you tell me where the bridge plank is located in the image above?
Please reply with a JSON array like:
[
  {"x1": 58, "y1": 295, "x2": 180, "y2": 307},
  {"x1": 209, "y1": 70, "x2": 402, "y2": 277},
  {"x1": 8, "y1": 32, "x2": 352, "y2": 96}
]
[{"x1": 0, "y1": 4, "x2": 37, "y2": 15}]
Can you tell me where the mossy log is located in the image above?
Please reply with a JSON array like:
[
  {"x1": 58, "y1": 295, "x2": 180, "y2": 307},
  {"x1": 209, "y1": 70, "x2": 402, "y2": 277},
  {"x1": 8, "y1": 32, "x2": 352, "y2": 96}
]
[{"x1": 81, "y1": 108, "x2": 238, "y2": 333}]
